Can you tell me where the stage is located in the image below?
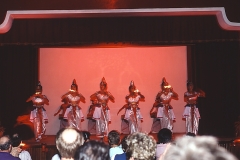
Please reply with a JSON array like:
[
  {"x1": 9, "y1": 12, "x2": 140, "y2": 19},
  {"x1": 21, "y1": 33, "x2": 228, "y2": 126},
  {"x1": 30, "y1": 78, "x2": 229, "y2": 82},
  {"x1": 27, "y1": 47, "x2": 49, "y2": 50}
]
[{"x1": 21, "y1": 133, "x2": 240, "y2": 160}]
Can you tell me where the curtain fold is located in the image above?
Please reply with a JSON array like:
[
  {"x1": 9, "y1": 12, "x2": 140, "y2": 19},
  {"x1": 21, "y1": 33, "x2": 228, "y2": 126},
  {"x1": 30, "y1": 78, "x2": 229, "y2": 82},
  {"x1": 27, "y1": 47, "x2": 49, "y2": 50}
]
[
  {"x1": 0, "y1": 46, "x2": 38, "y2": 134},
  {"x1": 188, "y1": 42, "x2": 240, "y2": 136}
]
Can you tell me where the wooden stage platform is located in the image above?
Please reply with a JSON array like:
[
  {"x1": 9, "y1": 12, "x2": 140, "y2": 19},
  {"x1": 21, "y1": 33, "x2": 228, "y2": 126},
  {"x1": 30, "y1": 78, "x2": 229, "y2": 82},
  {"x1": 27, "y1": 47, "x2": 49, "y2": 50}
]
[{"x1": 21, "y1": 133, "x2": 240, "y2": 160}]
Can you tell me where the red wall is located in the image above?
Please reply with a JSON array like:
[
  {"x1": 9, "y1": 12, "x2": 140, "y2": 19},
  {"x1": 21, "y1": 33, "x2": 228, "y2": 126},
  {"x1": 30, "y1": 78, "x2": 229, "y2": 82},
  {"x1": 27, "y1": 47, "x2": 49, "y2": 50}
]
[{"x1": 39, "y1": 45, "x2": 187, "y2": 134}]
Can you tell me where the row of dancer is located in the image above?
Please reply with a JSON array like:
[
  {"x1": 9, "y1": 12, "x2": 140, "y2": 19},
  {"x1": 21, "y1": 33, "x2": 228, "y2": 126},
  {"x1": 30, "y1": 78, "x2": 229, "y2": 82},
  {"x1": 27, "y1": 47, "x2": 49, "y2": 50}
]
[
  {"x1": 26, "y1": 77, "x2": 205, "y2": 142},
  {"x1": 149, "y1": 77, "x2": 205, "y2": 134}
]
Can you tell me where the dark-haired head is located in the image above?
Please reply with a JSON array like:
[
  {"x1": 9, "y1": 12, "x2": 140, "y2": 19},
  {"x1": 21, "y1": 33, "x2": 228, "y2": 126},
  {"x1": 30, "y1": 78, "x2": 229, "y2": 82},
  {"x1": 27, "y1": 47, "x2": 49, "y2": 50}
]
[
  {"x1": 157, "y1": 128, "x2": 172, "y2": 144},
  {"x1": 11, "y1": 134, "x2": 22, "y2": 147},
  {"x1": 108, "y1": 130, "x2": 121, "y2": 146},
  {"x1": 75, "y1": 140, "x2": 110, "y2": 160}
]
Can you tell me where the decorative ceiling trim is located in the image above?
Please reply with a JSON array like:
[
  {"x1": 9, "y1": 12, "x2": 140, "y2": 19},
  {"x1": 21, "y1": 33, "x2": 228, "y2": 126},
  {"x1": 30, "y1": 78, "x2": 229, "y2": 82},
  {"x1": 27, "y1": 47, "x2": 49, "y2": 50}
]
[{"x1": 0, "y1": 7, "x2": 240, "y2": 33}]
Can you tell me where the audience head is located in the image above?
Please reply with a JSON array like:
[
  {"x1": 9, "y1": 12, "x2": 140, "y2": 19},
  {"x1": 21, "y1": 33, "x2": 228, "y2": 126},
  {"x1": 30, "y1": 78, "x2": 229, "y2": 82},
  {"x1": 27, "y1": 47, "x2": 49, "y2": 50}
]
[
  {"x1": 82, "y1": 131, "x2": 91, "y2": 143},
  {"x1": 162, "y1": 136, "x2": 237, "y2": 160},
  {"x1": 10, "y1": 134, "x2": 23, "y2": 157},
  {"x1": 157, "y1": 128, "x2": 172, "y2": 144},
  {"x1": 11, "y1": 134, "x2": 22, "y2": 148},
  {"x1": 125, "y1": 132, "x2": 156, "y2": 160},
  {"x1": 121, "y1": 135, "x2": 128, "y2": 152},
  {"x1": 0, "y1": 135, "x2": 12, "y2": 152},
  {"x1": 56, "y1": 128, "x2": 84, "y2": 159},
  {"x1": 75, "y1": 140, "x2": 110, "y2": 160},
  {"x1": 108, "y1": 130, "x2": 121, "y2": 146}
]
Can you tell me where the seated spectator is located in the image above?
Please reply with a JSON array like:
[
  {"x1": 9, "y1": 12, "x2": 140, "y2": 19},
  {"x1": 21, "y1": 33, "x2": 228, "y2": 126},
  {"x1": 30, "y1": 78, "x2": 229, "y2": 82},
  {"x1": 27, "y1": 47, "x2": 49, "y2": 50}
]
[
  {"x1": 114, "y1": 135, "x2": 128, "y2": 160},
  {"x1": 125, "y1": 132, "x2": 156, "y2": 160},
  {"x1": 10, "y1": 134, "x2": 22, "y2": 158},
  {"x1": 74, "y1": 140, "x2": 110, "y2": 160},
  {"x1": 162, "y1": 136, "x2": 237, "y2": 160},
  {"x1": 108, "y1": 130, "x2": 124, "y2": 160},
  {"x1": 0, "y1": 135, "x2": 20, "y2": 160},
  {"x1": 156, "y1": 128, "x2": 172, "y2": 160},
  {"x1": 10, "y1": 133, "x2": 32, "y2": 160},
  {"x1": 52, "y1": 128, "x2": 84, "y2": 160},
  {"x1": 11, "y1": 134, "x2": 32, "y2": 160}
]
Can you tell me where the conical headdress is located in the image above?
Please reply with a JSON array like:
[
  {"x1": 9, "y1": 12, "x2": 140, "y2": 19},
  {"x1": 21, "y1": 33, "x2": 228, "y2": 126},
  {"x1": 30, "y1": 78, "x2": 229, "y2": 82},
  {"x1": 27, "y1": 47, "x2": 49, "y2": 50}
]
[
  {"x1": 130, "y1": 80, "x2": 135, "y2": 87},
  {"x1": 161, "y1": 77, "x2": 171, "y2": 89},
  {"x1": 161, "y1": 77, "x2": 168, "y2": 86},
  {"x1": 100, "y1": 77, "x2": 107, "y2": 86},
  {"x1": 71, "y1": 79, "x2": 78, "y2": 91},
  {"x1": 36, "y1": 81, "x2": 42, "y2": 90}
]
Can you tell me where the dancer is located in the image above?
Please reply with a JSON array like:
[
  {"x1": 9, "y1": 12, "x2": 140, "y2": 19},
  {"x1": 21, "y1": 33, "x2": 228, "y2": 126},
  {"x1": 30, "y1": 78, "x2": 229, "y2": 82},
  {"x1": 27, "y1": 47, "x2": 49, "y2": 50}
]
[
  {"x1": 122, "y1": 81, "x2": 145, "y2": 134},
  {"x1": 150, "y1": 77, "x2": 178, "y2": 133},
  {"x1": 90, "y1": 77, "x2": 115, "y2": 137},
  {"x1": 61, "y1": 79, "x2": 85, "y2": 130},
  {"x1": 182, "y1": 81, "x2": 205, "y2": 135},
  {"x1": 54, "y1": 97, "x2": 70, "y2": 129},
  {"x1": 26, "y1": 81, "x2": 49, "y2": 142},
  {"x1": 87, "y1": 98, "x2": 101, "y2": 134}
]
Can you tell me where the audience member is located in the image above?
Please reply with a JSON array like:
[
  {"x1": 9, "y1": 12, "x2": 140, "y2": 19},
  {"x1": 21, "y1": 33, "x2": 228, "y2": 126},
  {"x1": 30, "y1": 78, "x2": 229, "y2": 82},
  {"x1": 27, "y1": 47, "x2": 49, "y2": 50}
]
[
  {"x1": 108, "y1": 130, "x2": 124, "y2": 160},
  {"x1": 0, "y1": 135, "x2": 20, "y2": 160},
  {"x1": 74, "y1": 140, "x2": 110, "y2": 160},
  {"x1": 156, "y1": 128, "x2": 172, "y2": 160},
  {"x1": 11, "y1": 134, "x2": 32, "y2": 160},
  {"x1": 162, "y1": 136, "x2": 237, "y2": 160},
  {"x1": 52, "y1": 128, "x2": 84, "y2": 160},
  {"x1": 114, "y1": 135, "x2": 128, "y2": 160},
  {"x1": 10, "y1": 134, "x2": 22, "y2": 158},
  {"x1": 125, "y1": 132, "x2": 156, "y2": 160}
]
